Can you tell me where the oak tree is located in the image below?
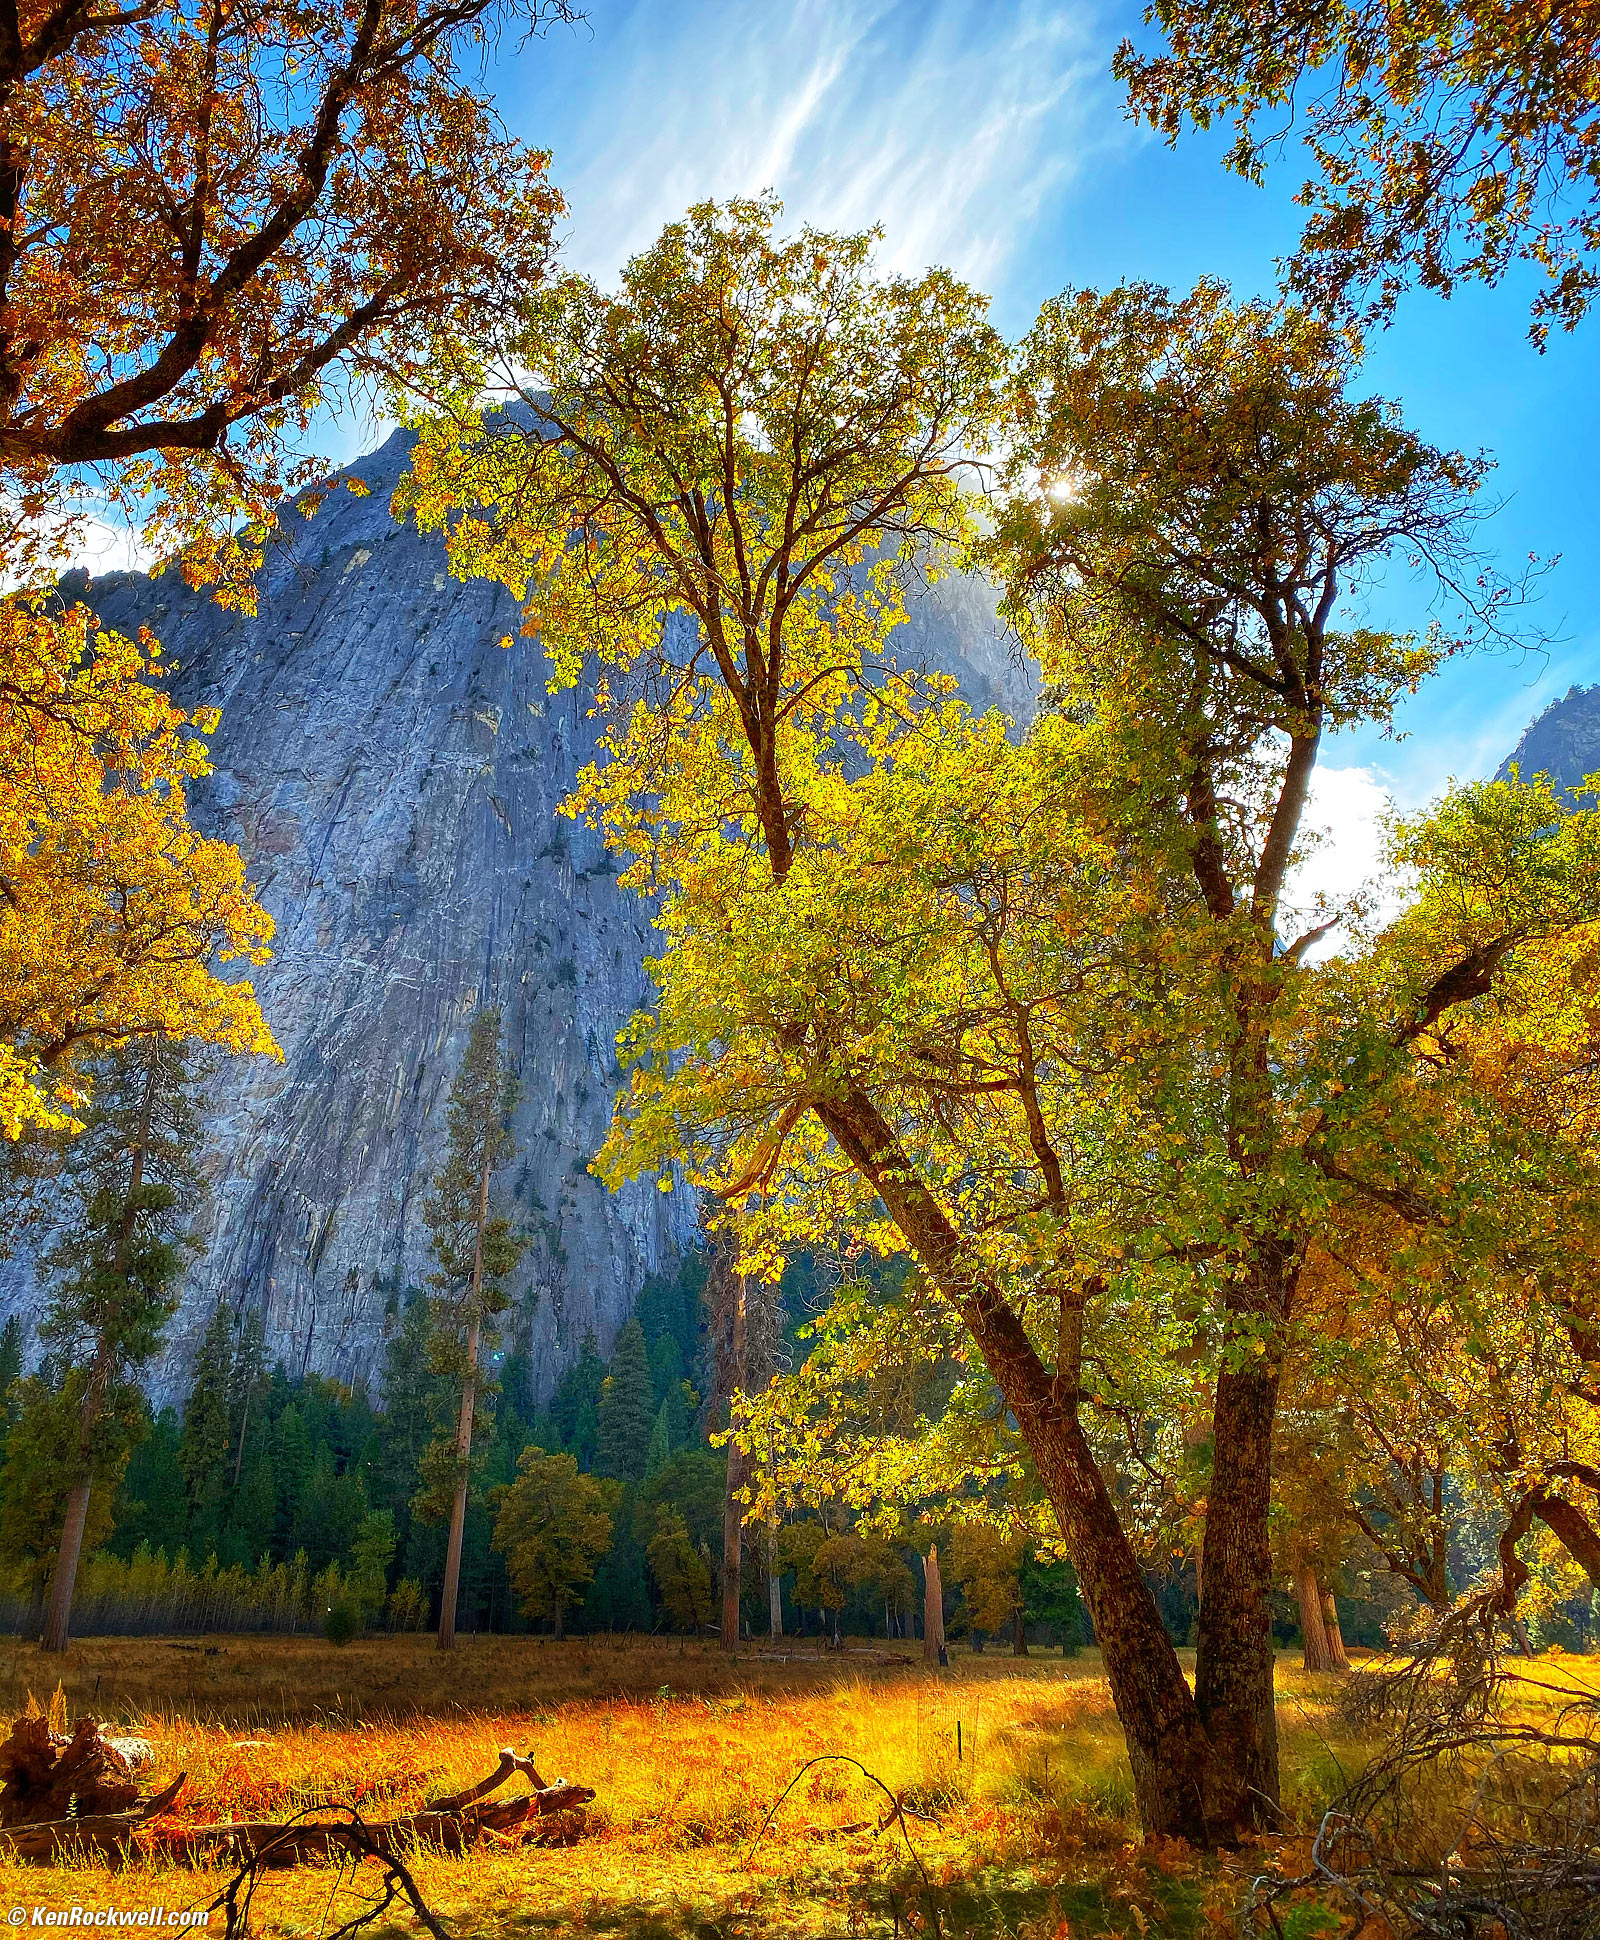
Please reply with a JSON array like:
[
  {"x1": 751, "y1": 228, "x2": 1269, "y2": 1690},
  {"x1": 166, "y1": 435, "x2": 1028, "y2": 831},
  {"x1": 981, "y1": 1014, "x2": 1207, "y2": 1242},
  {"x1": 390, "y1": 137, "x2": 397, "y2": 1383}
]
[
  {"x1": 400, "y1": 207, "x2": 1600, "y2": 1840},
  {"x1": 491, "y1": 1447, "x2": 610, "y2": 1637}
]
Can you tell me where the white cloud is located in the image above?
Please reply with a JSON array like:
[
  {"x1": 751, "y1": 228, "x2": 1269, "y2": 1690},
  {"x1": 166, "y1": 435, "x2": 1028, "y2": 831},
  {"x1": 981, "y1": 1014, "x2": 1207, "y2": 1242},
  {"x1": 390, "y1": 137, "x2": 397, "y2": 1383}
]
[
  {"x1": 70, "y1": 514, "x2": 155, "y2": 580},
  {"x1": 520, "y1": 0, "x2": 1113, "y2": 291},
  {"x1": 1282, "y1": 764, "x2": 1403, "y2": 952}
]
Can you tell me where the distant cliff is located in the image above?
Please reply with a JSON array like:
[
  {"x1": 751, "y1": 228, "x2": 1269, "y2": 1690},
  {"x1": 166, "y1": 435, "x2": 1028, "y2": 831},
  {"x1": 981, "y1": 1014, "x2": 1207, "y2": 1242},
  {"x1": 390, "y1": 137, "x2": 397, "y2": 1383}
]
[
  {"x1": 1497, "y1": 683, "x2": 1600, "y2": 796},
  {"x1": 2, "y1": 429, "x2": 1030, "y2": 1403}
]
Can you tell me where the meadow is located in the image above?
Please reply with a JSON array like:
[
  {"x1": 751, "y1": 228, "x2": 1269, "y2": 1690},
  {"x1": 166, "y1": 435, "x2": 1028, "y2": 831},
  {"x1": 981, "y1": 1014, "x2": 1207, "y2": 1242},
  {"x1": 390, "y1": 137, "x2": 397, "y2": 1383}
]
[{"x1": 0, "y1": 1635, "x2": 1396, "y2": 1939}]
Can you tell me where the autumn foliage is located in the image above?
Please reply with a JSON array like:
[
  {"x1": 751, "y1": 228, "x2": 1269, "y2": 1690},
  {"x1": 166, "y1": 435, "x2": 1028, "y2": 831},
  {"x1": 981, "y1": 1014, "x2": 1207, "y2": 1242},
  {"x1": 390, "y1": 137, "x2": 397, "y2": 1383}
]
[{"x1": 0, "y1": 600, "x2": 273, "y2": 1137}]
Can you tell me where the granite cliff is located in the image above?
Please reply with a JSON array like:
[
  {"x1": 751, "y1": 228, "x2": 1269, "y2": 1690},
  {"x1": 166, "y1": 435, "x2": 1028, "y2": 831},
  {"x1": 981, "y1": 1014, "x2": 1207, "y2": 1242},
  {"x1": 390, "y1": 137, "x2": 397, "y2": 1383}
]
[
  {"x1": 1498, "y1": 682, "x2": 1600, "y2": 796},
  {"x1": 3, "y1": 429, "x2": 1029, "y2": 1402}
]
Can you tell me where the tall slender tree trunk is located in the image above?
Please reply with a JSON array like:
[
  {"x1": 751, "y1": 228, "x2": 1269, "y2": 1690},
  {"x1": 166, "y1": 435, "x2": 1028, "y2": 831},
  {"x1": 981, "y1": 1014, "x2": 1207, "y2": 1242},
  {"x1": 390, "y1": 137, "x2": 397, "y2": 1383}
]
[
  {"x1": 438, "y1": 1130, "x2": 493, "y2": 1654},
  {"x1": 819, "y1": 1087, "x2": 1229, "y2": 1842},
  {"x1": 41, "y1": 1482, "x2": 91, "y2": 1652},
  {"x1": 720, "y1": 1273, "x2": 747, "y2": 1654},
  {"x1": 1293, "y1": 1563, "x2": 1333, "y2": 1671},
  {"x1": 767, "y1": 1522, "x2": 782, "y2": 1639},
  {"x1": 1012, "y1": 1599, "x2": 1029, "y2": 1656}
]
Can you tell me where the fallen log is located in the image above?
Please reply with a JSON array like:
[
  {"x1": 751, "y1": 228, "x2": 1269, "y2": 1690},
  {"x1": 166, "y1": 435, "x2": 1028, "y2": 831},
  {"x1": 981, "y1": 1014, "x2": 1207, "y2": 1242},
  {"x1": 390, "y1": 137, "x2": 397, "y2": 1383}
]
[
  {"x1": 0, "y1": 1775, "x2": 187, "y2": 1862},
  {"x1": 0, "y1": 1739, "x2": 594, "y2": 1867},
  {"x1": 148, "y1": 1780, "x2": 597, "y2": 1866}
]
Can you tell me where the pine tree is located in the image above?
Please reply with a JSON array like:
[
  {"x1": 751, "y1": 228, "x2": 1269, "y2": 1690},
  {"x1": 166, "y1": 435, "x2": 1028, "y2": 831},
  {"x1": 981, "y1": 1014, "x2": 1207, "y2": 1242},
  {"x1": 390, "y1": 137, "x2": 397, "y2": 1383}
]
[
  {"x1": 231, "y1": 1447, "x2": 278, "y2": 1564},
  {"x1": 272, "y1": 1404, "x2": 312, "y2": 1556},
  {"x1": 228, "y1": 1306, "x2": 267, "y2": 1486},
  {"x1": 372, "y1": 1289, "x2": 449, "y2": 1557},
  {"x1": 595, "y1": 1318, "x2": 654, "y2": 1484},
  {"x1": 346, "y1": 1511, "x2": 397, "y2": 1623},
  {"x1": 550, "y1": 1331, "x2": 605, "y2": 1450},
  {"x1": 0, "y1": 1313, "x2": 23, "y2": 1471},
  {"x1": 178, "y1": 1302, "x2": 234, "y2": 1557},
  {"x1": 27, "y1": 1038, "x2": 205, "y2": 1650},
  {"x1": 415, "y1": 1007, "x2": 526, "y2": 1650},
  {"x1": 646, "y1": 1401, "x2": 671, "y2": 1474},
  {"x1": 111, "y1": 1408, "x2": 188, "y2": 1558}
]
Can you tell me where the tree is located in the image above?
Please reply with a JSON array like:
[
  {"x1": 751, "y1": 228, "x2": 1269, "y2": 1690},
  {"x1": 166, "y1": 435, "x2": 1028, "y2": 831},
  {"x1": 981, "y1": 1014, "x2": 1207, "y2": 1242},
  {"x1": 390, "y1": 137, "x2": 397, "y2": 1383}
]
[
  {"x1": 346, "y1": 1511, "x2": 398, "y2": 1625},
  {"x1": 0, "y1": 1313, "x2": 22, "y2": 1466},
  {"x1": 1115, "y1": 0, "x2": 1600, "y2": 344},
  {"x1": 410, "y1": 209, "x2": 1600, "y2": 1838},
  {"x1": 595, "y1": 1318, "x2": 654, "y2": 1483},
  {"x1": 947, "y1": 1524, "x2": 1028, "y2": 1654},
  {"x1": 178, "y1": 1302, "x2": 235, "y2": 1555},
  {"x1": 372, "y1": 1289, "x2": 450, "y2": 1557},
  {"x1": 109, "y1": 1406, "x2": 187, "y2": 1559},
  {"x1": 492, "y1": 1448, "x2": 611, "y2": 1637},
  {"x1": 646, "y1": 1509, "x2": 715, "y2": 1634},
  {"x1": 1, "y1": 0, "x2": 576, "y2": 1139},
  {"x1": 26, "y1": 1037, "x2": 205, "y2": 1649},
  {"x1": 415, "y1": 1006, "x2": 526, "y2": 1650},
  {"x1": 1021, "y1": 1549, "x2": 1083, "y2": 1657}
]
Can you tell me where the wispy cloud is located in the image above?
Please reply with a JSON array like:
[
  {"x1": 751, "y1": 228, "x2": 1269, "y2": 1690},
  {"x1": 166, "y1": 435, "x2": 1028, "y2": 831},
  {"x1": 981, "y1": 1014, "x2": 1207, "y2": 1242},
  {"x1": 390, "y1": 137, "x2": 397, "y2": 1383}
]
[{"x1": 514, "y1": 0, "x2": 1114, "y2": 297}]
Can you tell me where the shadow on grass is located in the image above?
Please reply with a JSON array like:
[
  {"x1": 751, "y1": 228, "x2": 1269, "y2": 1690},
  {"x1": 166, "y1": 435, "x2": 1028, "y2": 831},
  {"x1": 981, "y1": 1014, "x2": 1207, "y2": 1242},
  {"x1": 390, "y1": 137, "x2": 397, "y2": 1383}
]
[{"x1": 457, "y1": 1867, "x2": 1212, "y2": 1939}]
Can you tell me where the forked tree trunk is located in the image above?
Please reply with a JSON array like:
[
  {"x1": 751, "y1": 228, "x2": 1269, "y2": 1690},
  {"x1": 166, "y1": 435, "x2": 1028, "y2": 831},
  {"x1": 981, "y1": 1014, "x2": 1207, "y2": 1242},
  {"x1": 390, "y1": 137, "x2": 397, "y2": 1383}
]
[
  {"x1": 817, "y1": 1082, "x2": 1300, "y2": 1843},
  {"x1": 1012, "y1": 1600, "x2": 1028, "y2": 1656},
  {"x1": 40, "y1": 1483, "x2": 91, "y2": 1653},
  {"x1": 1293, "y1": 1563, "x2": 1333, "y2": 1671},
  {"x1": 1320, "y1": 1587, "x2": 1350, "y2": 1670}
]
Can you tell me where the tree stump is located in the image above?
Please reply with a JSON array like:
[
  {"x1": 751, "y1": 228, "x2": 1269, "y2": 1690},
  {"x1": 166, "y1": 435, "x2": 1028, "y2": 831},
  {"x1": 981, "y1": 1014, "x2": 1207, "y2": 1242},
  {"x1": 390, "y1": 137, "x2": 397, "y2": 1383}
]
[{"x1": 0, "y1": 1715, "x2": 140, "y2": 1826}]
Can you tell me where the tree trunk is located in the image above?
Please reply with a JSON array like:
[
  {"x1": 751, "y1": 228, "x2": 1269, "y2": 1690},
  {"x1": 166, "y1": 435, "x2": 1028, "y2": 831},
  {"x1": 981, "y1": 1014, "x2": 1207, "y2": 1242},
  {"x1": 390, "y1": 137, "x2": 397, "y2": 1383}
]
[
  {"x1": 1012, "y1": 1600, "x2": 1028, "y2": 1656},
  {"x1": 1194, "y1": 1362, "x2": 1281, "y2": 1827},
  {"x1": 437, "y1": 1308, "x2": 479, "y2": 1654},
  {"x1": 922, "y1": 1547, "x2": 945, "y2": 1667},
  {"x1": 818, "y1": 1091, "x2": 1227, "y2": 1840},
  {"x1": 40, "y1": 1481, "x2": 91, "y2": 1653},
  {"x1": 1319, "y1": 1586, "x2": 1349, "y2": 1670},
  {"x1": 437, "y1": 1097, "x2": 495, "y2": 1653},
  {"x1": 1293, "y1": 1563, "x2": 1332, "y2": 1672},
  {"x1": 720, "y1": 1275, "x2": 747, "y2": 1656},
  {"x1": 767, "y1": 1524, "x2": 782, "y2": 1639}
]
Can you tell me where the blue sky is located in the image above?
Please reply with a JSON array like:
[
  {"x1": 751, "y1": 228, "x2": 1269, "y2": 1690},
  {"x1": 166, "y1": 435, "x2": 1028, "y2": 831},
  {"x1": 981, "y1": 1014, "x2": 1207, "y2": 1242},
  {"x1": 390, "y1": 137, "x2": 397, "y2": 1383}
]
[{"x1": 481, "y1": 0, "x2": 1600, "y2": 902}]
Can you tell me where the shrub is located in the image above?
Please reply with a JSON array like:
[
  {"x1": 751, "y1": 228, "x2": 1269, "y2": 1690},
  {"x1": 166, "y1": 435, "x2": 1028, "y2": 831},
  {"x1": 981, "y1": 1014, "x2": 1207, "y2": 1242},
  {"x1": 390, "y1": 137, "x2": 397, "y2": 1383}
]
[{"x1": 323, "y1": 1598, "x2": 362, "y2": 1646}]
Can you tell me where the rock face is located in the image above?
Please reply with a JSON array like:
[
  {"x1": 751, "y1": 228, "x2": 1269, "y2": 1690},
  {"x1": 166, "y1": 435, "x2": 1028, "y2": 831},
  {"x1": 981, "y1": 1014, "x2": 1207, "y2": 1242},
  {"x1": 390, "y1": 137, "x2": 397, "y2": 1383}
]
[
  {"x1": 3, "y1": 429, "x2": 1029, "y2": 1404},
  {"x1": 1498, "y1": 684, "x2": 1600, "y2": 797}
]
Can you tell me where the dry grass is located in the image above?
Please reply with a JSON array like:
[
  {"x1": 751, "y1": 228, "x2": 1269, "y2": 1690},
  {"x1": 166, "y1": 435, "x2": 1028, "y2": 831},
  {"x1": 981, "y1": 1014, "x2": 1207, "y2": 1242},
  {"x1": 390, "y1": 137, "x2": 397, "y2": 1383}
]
[{"x1": 0, "y1": 1634, "x2": 1521, "y2": 1939}]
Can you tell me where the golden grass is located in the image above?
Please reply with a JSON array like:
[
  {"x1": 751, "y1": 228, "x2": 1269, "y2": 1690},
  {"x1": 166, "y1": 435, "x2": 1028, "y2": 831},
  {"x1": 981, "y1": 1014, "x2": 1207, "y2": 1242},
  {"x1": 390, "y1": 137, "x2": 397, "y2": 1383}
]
[{"x1": 0, "y1": 1636, "x2": 1571, "y2": 1938}]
